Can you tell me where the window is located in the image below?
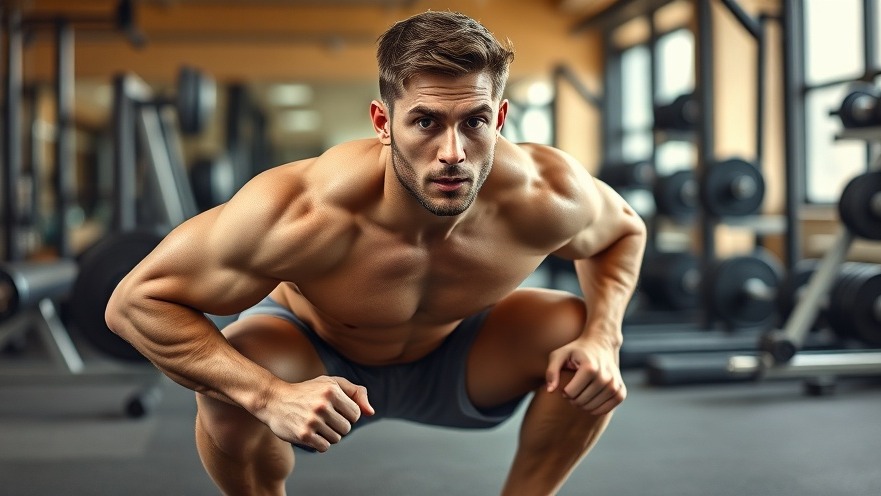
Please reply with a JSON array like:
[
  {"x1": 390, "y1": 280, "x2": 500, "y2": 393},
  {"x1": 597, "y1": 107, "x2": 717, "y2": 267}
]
[
  {"x1": 620, "y1": 44, "x2": 654, "y2": 162},
  {"x1": 656, "y1": 28, "x2": 695, "y2": 102},
  {"x1": 654, "y1": 28, "x2": 696, "y2": 176},
  {"x1": 501, "y1": 79, "x2": 554, "y2": 145},
  {"x1": 804, "y1": 0, "x2": 864, "y2": 86},
  {"x1": 802, "y1": 0, "x2": 878, "y2": 203}
]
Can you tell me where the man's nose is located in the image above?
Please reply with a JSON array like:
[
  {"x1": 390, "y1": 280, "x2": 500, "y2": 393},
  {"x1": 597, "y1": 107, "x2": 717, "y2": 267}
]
[{"x1": 438, "y1": 128, "x2": 465, "y2": 164}]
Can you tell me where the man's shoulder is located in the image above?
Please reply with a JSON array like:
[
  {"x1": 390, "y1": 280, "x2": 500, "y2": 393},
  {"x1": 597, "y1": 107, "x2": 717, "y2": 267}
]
[
  {"x1": 249, "y1": 139, "x2": 383, "y2": 204},
  {"x1": 494, "y1": 141, "x2": 591, "y2": 204},
  {"x1": 491, "y1": 141, "x2": 595, "y2": 244}
]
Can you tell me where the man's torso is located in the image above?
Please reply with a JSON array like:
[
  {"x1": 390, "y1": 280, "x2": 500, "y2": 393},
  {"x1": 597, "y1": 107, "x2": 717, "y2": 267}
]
[{"x1": 263, "y1": 139, "x2": 588, "y2": 364}]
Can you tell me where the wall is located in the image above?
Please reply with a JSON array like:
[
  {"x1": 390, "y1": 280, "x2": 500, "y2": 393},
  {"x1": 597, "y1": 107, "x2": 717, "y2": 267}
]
[{"x1": 19, "y1": 0, "x2": 604, "y2": 166}]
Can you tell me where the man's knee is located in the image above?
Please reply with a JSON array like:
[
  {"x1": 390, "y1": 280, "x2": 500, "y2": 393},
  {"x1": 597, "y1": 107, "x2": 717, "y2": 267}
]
[
  {"x1": 499, "y1": 288, "x2": 587, "y2": 352},
  {"x1": 221, "y1": 315, "x2": 326, "y2": 383}
]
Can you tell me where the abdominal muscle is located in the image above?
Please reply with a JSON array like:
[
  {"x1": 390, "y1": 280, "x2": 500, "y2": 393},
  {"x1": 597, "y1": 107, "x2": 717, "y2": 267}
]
[{"x1": 270, "y1": 283, "x2": 470, "y2": 366}]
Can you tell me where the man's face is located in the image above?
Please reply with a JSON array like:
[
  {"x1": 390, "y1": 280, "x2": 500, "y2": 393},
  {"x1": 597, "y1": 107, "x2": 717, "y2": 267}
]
[{"x1": 385, "y1": 72, "x2": 507, "y2": 217}]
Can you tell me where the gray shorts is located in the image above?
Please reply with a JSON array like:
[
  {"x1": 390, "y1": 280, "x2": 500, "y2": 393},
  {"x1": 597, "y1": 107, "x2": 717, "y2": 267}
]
[{"x1": 237, "y1": 297, "x2": 526, "y2": 433}]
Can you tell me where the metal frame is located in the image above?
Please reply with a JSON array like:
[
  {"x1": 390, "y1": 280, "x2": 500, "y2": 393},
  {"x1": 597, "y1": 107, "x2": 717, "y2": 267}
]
[{"x1": 4, "y1": 9, "x2": 24, "y2": 262}]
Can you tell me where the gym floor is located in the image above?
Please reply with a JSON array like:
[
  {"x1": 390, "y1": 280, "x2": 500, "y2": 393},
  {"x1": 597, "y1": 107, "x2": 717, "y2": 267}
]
[{"x1": 1, "y1": 359, "x2": 880, "y2": 495}]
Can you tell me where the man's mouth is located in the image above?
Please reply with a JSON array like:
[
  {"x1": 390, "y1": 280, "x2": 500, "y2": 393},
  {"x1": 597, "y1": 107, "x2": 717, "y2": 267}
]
[{"x1": 431, "y1": 177, "x2": 469, "y2": 192}]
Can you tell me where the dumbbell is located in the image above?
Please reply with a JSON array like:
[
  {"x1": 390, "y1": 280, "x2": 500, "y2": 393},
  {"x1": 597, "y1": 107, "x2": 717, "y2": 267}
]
[
  {"x1": 700, "y1": 158, "x2": 765, "y2": 217},
  {"x1": 654, "y1": 93, "x2": 699, "y2": 131},
  {"x1": 598, "y1": 161, "x2": 655, "y2": 190},
  {"x1": 653, "y1": 170, "x2": 698, "y2": 221},
  {"x1": 704, "y1": 249, "x2": 783, "y2": 329},
  {"x1": 834, "y1": 82, "x2": 881, "y2": 128},
  {"x1": 638, "y1": 251, "x2": 701, "y2": 311},
  {"x1": 838, "y1": 171, "x2": 881, "y2": 240}
]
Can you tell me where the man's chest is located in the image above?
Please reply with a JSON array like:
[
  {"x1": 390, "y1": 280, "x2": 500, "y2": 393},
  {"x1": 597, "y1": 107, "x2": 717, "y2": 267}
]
[{"x1": 294, "y1": 231, "x2": 546, "y2": 328}]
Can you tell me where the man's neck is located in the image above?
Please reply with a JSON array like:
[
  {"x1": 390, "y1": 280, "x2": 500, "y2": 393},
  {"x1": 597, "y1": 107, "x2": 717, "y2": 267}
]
[{"x1": 372, "y1": 146, "x2": 471, "y2": 246}]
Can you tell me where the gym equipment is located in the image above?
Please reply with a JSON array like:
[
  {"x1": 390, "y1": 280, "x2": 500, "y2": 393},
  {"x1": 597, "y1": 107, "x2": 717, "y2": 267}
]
[
  {"x1": 703, "y1": 249, "x2": 782, "y2": 329},
  {"x1": 638, "y1": 251, "x2": 700, "y2": 311},
  {"x1": 838, "y1": 171, "x2": 881, "y2": 240},
  {"x1": 175, "y1": 66, "x2": 217, "y2": 136},
  {"x1": 652, "y1": 170, "x2": 697, "y2": 221},
  {"x1": 825, "y1": 263, "x2": 881, "y2": 347},
  {"x1": 653, "y1": 93, "x2": 698, "y2": 131},
  {"x1": 68, "y1": 231, "x2": 164, "y2": 362},
  {"x1": 833, "y1": 82, "x2": 881, "y2": 129},
  {"x1": 189, "y1": 155, "x2": 237, "y2": 211},
  {"x1": 0, "y1": 260, "x2": 78, "y2": 322},
  {"x1": 621, "y1": 251, "x2": 779, "y2": 368},
  {"x1": 598, "y1": 161, "x2": 655, "y2": 190},
  {"x1": 700, "y1": 158, "x2": 766, "y2": 217},
  {"x1": 775, "y1": 258, "x2": 824, "y2": 328}
]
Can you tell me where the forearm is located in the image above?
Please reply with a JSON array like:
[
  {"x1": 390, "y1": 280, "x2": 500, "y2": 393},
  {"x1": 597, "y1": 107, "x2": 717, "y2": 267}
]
[
  {"x1": 106, "y1": 295, "x2": 279, "y2": 414},
  {"x1": 573, "y1": 229, "x2": 646, "y2": 347}
]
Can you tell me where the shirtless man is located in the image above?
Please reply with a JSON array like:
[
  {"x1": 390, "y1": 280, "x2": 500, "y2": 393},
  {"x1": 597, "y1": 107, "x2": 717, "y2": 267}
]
[{"x1": 106, "y1": 10, "x2": 646, "y2": 496}]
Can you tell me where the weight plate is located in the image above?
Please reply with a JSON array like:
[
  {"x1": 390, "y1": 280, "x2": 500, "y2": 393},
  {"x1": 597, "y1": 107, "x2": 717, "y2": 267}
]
[
  {"x1": 653, "y1": 170, "x2": 697, "y2": 222},
  {"x1": 177, "y1": 66, "x2": 216, "y2": 136},
  {"x1": 700, "y1": 158, "x2": 765, "y2": 217},
  {"x1": 828, "y1": 262, "x2": 864, "y2": 339},
  {"x1": 639, "y1": 251, "x2": 700, "y2": 311},
  {"x1": 838, "y1": 171, "x2": 881, "y2": 240},
  {"x1": 68, "y1": 231, "x2": 164, "y2": 362},
  {"x1": 706, "y1": 250, "x2": 782, "y2": 328},
  {"x1": 850, "y1": 266, "x2": 881, "y2": 346}
]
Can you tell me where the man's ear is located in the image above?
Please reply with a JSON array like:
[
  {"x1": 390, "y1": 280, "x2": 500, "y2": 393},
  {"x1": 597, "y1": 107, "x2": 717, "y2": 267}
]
[
  {"x1": 496, "y1": 99, "x2": 509, "y2": 135},
  {"x1": 370, "y1": 100, "x2": 392, "y2": 145}
]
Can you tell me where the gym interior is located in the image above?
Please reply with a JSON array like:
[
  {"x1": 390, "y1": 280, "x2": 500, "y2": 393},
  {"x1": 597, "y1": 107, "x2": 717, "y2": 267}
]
[{"x1": 1, "y1": 0, "x2": 880, "y2": 494}]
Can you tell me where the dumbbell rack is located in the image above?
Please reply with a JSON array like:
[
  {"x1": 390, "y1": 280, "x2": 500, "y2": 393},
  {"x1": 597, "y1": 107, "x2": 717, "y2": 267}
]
[{"x1": 724, "y1": 129, "x2": 881, "y2": 386}]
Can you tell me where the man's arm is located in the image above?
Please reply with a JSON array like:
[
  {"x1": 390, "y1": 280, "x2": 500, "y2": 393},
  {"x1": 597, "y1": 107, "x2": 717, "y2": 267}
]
[
  {"x1": 544, "y1": 166, "x2": 647, "y2": 415},
  {"x1": 105, "y1": 167, "x2": 373, "y2": 450}
]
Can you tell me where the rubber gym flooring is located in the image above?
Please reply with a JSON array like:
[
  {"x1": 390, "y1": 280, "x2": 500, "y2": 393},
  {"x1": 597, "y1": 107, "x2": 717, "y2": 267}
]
[{"x1": 1, "y1": 361, "x2": 880, "y2": 496}]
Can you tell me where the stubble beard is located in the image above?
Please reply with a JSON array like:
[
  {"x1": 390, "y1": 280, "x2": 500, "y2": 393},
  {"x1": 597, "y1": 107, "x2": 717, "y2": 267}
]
[{"x1": 390, "y1": 138, "x2": 493, "y2": 217}]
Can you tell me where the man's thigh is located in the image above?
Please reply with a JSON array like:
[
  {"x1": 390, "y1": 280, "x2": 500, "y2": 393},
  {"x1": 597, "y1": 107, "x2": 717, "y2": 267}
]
[{"x1": 466, "y1": 288, "x2": 586, "y2": 410}]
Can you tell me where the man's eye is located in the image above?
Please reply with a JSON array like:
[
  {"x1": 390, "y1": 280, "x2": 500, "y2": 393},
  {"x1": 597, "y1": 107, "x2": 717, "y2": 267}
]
[
  {"x1": 466, "y1": 117, "x2": 486, "y2": 128},
  {"x1": 417, "y1": 118, "x2": 433, "y2": 129}
]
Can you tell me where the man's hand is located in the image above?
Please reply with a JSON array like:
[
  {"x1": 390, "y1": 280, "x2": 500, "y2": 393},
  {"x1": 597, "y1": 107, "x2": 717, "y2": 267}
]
[
  {"x1": 545, "y1": 338, "x2": 626, "y2": 416},
  {"x1": 258, "y1": 376, "x2": 375, "y2": 453}
]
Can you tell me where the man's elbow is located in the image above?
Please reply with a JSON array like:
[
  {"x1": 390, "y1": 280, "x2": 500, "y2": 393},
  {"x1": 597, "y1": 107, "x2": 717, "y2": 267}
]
[{"x1": 104, "y1": 278, "x2": 135, "y2": 339}]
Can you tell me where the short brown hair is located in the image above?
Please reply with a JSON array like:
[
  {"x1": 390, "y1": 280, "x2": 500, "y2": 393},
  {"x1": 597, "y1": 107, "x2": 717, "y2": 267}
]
[{"x1": 376, "y1": 11, "x2": 514, "y2": 108}]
